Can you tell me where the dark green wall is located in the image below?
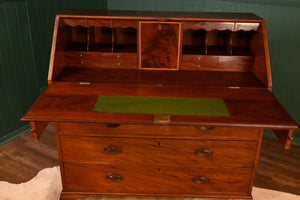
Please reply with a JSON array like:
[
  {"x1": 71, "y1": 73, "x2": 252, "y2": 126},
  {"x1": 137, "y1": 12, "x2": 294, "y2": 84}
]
[
  {"x1": 0, "y1": 0, "x2": 107, "y2": 145},
  {"x1": 107, "y1": 0, "x2": 300, "y2": 141}
]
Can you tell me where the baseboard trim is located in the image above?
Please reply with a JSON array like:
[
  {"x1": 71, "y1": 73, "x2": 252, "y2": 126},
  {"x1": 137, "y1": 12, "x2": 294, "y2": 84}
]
[{"x1": 0, "y1": 124, "x2": 30, "y2": 146}]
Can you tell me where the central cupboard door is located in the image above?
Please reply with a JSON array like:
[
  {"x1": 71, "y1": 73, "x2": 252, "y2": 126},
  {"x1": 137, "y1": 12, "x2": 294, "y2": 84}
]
[{"x1": 139, "y1": 21, "x2": 181, "y2": 70}]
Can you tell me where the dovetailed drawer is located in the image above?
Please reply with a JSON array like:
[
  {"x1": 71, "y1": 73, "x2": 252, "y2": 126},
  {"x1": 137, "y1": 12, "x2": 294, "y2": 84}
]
[
  {"x1": 181, "y1": 55, "x2": 218, "y2": 70},
  {"x1": 98, "y1": 59, "x2": 137, "y2": 69},
  {"x1": 181, "y1": 55, "x2": 253, "y2": 71},
  {"x1": 64, "y1": 52, "x2": 100, "y2": 67},
  {"x1": 181, "y1": 55, "x2": 218, "y2": 62},
  {"x1": 100, "y1": 53, "x2": 137, "y2": 60},
  {"x1": 63, "y1": 163, "x2": 252, "y2": 196},
  {"x1": 181, "y1": 61, "x2": 222, "y2": 71},
  {"x1": 59, "y1": 136, "x2": 257, "y2": 166},
  {"x1": 57, "y1": 122, "x2": 259, "y2": 140}
]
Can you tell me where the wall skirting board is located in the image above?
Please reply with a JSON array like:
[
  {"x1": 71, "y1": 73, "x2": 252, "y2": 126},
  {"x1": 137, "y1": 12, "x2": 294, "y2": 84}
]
[{"x1": 0, "y1": 124, "x2": 30, "y2": 146}]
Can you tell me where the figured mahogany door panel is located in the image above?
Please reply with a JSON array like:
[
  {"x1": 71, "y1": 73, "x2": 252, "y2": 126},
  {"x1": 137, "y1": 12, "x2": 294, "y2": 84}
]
[
  {"x1": 63, "y1": 163, "x2": 252, "y2": 196},
  {"x1": 139, "y1": 21, "x2": 181, "y2": 70},
  {"x1": 57, "y1": 123, "x2": 259, "y2": 140},
  {"x1": 59, "y1": 137, "x2": 257, "y2": 166}
]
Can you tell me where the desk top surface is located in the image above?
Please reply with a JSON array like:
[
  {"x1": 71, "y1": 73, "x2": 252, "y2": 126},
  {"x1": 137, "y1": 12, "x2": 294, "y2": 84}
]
[{"x1": 22, "y1": 81, "x2": 298, "y2": 129}]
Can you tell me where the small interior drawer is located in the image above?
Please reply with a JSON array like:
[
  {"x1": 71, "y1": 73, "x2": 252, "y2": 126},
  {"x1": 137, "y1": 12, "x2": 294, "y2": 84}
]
[
  {"x1": 98, "y1": 60, "x2": 137, "y2": 69},
  {"x1": 63, "y1": 163, "x2": 252, "y2": 196},
  {"x1": 181, "y1": 61, "x2": 222, "y2": 71},
  {"x1": 100, "y1": 53, "x2": 137, "y2": 60},
  {"x1": 64, "y1": 52, "x2": 100, "y2": 67},
  {"x1": 181, "y1": 55, "x2": 218, "y2": 62},
  {"x1": 59, "y1": 137, "x2": 257, "y2": 166}
]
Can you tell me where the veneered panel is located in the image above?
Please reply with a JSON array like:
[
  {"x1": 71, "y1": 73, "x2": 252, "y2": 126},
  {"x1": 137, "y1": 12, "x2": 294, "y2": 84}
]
[{"x1": 139, "y1": 21, "x2": 181, "y2": 70}]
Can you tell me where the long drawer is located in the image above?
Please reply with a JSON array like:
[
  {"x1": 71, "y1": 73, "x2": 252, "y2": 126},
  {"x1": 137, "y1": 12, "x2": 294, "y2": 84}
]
[
  {"x1": 59, "y1": 136, "x2": 257, "y2": 166},
  {"x1": 63, "y1": 163, "x2": 252, "y2": 197},
  {"x1": 57, "y1": 122, "x2": 259, "y2": 140}
]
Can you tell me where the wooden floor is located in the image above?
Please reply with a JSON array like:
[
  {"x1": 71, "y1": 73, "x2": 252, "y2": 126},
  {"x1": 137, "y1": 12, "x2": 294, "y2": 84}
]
[{"x1": 0, "y1": 123, "x2": 300, "y2": 196}]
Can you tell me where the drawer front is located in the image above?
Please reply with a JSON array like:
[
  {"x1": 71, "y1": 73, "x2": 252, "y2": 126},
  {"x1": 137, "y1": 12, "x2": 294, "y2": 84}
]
[
  {"x1": 63, "y1": 163, "x2": 252, "y2": 196},
  {"x1": 57, "y1": 122, "x2": 259, "y2": 140},
  {"x1": 99, "y1": 59, "x2": 137, "y2": 69},
  {"x1": 181, "y1": 55, "x2": 253, "y2": 71},
  {"x1": 181, "y1": 55, "x2": 218, "y2": 63},
  {"x1": 181, "y1": 61, "x2": 223, "y2": 71},
  {"x1": 63, "y1": 52, "x2": 137, "y2": 68},
  {"x1": 100, "y1": 53, "x2": 137, "y2": 60},
  {"x1": 59, "y1": 137, "x2": 257, "y2": 166},
  {"x1": 218, "y1": 56, "x2": 254, "y2": 71},
  {"x1": 64, "y1": 52, "x2": 101, "y2": 67}
]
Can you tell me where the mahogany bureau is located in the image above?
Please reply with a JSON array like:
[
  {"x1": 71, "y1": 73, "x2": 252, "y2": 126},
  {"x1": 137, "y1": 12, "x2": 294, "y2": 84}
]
[{"x1": 22, "y1": 10, "x2": 299, "y2": 200}]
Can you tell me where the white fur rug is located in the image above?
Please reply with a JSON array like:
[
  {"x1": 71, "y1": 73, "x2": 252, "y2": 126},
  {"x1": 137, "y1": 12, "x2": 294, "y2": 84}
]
[{"x1": 0, "y1": 166, "x2": 300, "y2": 200}]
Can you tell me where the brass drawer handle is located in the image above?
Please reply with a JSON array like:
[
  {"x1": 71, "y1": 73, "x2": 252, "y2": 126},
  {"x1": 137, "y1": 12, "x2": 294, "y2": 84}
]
[
  {"x1": 195, "y1": 148, "x2": 213, "y2": 157},
  {"x1": 104, "y1": 123, "x2": 120, "y2": 128},
  {"x1": 106, "y1": 173, "x2": 123, "y2": 182},
  {"x1": 193, "y1": 176, "x2": 210, "y2": 184},
  {"x1": 104, "y1": 145, "x2": 122, "y2": 154},
  {"x1": 197, "y1": 126, "x2": 214, "y2": 131}
]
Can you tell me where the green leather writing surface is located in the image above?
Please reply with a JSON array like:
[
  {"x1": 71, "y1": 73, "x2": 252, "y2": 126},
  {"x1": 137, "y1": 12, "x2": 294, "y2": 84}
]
[{"x1": 93, "y1": 95, "x2": 230, "y2": 116}]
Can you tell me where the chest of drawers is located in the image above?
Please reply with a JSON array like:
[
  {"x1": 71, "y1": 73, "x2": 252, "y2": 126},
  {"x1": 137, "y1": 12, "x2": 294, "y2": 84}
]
[
  {"x1": 56, "y1": 123, "x2": 261, "y2": 199},
  {"x1": 22, "y1": 10, "x2": 298, "y2": 199}
]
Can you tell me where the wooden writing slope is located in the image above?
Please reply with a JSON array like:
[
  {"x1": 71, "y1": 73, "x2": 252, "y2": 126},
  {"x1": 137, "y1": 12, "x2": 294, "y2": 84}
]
[{"x1": 22, "y1": 10, "x2": 299, "y2": 200}]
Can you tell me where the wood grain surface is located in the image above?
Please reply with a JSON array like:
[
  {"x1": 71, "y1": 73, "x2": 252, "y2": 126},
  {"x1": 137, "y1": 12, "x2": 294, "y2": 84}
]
[
  {"x1": 22, "y1": 81, "x2": 297, "y2": 129},
  {"x1": 1, "y1": 127, "x2": 299, "y2": 197}
]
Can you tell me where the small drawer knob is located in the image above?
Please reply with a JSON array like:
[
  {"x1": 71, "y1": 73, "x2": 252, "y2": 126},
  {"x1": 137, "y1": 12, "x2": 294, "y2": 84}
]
[
  {"x1": 195, "y1": 148, "x2": 213, "y2": 157},
  {"x1": 81, "y1": 61, "x2": 84, "y2": 64},
  {"x1": 106, "y1": 173, "x2": 123, "y2": 182},
  {"x1": 79, "y1": 54, "x2": 83, "y2": 57},
  {"x1": 197, "y1": 57, "x2": 201, "y2": 60},
  {"x1": 117, "y1": 55, "x2": 121, "y2": 58},
  {"x1": 104, "y1": 145, "x2": 122, "y2": 154},
  {"x1": 193, "y1": 176, "x2": 210, "y2": 184},
  {"x1": 197, "y1": 126, "x2": 214, "y2": 131},
  {"x1": 117, "y1": 62, "x2": 121, "y2": 66},
  {"x1": 197, "y1": 65, "x2": 201, "y2": 68}
]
